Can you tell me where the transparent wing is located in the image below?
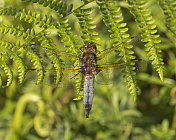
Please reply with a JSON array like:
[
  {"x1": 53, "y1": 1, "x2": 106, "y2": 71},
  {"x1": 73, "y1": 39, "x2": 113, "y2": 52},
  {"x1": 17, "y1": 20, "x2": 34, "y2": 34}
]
[
  {"x1": 95, "y1": 60, "x2": 147, "y2": 85},
  {"x1": 24, "y1": 66, "x2": 84, "y2": 88}
]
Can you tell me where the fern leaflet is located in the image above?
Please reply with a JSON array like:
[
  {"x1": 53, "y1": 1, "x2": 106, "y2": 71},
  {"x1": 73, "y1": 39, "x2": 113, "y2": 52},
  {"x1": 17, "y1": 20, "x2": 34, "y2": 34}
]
[
  {"x1": 158, "y1": 0, "x2": 176, "y2": 35},
  {"x1": 96, "y1": 0, "x2": 138, "y2": 101},
  {"x1": 127, "y1": 0, "x2": 164, "y2": 81}
]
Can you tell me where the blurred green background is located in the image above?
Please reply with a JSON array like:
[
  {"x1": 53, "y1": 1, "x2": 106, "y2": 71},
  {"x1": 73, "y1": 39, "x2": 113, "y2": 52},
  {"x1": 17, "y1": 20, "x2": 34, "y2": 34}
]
[{"x1": 0, "y1": 0, "x2": 176, "y2": 140}]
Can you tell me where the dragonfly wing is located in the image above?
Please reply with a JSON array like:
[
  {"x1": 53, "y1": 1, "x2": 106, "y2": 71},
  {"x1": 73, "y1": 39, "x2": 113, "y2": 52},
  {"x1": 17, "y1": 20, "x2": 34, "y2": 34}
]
[
  {"x1": 95, "y1": 64, "x2": 122, "y2": 85},
  {"x1": 95, "y1": 60, "x2": 147, "y2": 85},
  {"x1": 24, "y1": 67, "x2": 83, "y2": 88}
]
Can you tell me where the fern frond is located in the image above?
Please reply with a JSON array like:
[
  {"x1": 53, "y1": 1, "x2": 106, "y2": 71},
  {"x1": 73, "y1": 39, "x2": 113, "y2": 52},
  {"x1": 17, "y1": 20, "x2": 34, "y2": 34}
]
[
  {"x1": 12, "y1": 54, "x2": 27, "y2": 84},
  {"x1": 0, "y1": 25, "x2": 37, "y2": 84},
  {"x1": 0, "y1": 8, "x2": 53, "y2": 29},
  {"x1": 126, "y1": 0, "x2": 164, "y2": 81},
  {"x1": 74, "y1": 8, "x2": 100, "y2": 45},
  {"x1": 1, "y1": 63, "x2": 13, "y2": 88},
  {"x1": 0, "y1": 40, "x2": 16, "y2": 52},
  {"x1": 96, "y1": 0, "x2": 138, "y2": 101},
  {"x1": 36, "y1": 32, "x2": 64, "y2": 86},
  {"x1": 0, "y1": 24, "x2": 35, "y2": 40},
  {"x1": 55, "y1": 19, "x2": 80, "y2": 55},
  {"x1": 0, "y1": 54, "x2": 13, "y2": 88},
  {"x1": 21, "y1": 0, "x2": 73, "y2": 17},
  {"x1": 55, "y1": 19, "x2": 83, "y2": 91},
  {"x1": 26, "y1": 49, "x2": 44, "y2": 84},
  {"x1": 0, "y1": 40, "x2": 27, "y2": 84},
  {"x1": 0, "y1": 7, "x2": 17, "y2": 16},
  {"x1": 158, "y1": 0, "x2": 176, "y2": 35},
  {"x1": 15, "y1": 9, "x2": 53, "y2": 28}
]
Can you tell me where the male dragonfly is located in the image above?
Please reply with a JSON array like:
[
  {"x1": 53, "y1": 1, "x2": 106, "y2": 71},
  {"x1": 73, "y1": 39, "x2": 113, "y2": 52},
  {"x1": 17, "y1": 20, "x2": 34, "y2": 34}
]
[{"x1": 27, "y1": 42, "x2": 144, "y2": 118}]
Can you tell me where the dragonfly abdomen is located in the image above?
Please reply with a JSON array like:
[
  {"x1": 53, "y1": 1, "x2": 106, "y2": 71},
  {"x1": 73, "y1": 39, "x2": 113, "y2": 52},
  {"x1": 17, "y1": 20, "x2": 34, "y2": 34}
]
[{"x1": 83, "y1": 74, "x2": 94, "y2": 118}]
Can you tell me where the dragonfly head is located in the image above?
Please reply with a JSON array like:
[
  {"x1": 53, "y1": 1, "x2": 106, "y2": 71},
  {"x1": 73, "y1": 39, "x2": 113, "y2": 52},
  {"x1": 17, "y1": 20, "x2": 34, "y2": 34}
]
[{"x1": 83, "y1": 42, "x2": 97, "y2": 54}]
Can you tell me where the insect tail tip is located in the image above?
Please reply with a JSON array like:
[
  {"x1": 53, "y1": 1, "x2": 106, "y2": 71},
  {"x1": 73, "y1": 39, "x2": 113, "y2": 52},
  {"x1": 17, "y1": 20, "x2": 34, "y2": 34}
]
[{"x1": 86, "y1": 113, "x2": 89, "y2": 118}]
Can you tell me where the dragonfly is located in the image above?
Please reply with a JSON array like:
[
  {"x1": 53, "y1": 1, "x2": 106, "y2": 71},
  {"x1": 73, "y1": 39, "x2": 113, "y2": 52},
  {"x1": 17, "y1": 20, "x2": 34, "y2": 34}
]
[{"x1": 27, "y1": 42, "x2": 145, "y2": 118}]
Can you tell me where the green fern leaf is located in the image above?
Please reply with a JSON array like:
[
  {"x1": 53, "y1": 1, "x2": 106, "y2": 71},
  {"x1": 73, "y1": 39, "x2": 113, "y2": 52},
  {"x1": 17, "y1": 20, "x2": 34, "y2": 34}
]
[
  {"x1": 55, "y1": 19, "x2": 80, "y2": 55},
  {"x1": 0, "y1": 40, "x2": 27, "y2": 84},
  {"x1": 74, "y1": 8, "x2": 100, "y2": 45},
  {"x1": 127, "y1": 0, "x2": 164, "y2": 81},
  {"x1": 0, "y1": 24, "x2": 36, "y2": 41},
  {"x1": 21, "y1": 0, "x2": 73, "y2": 17},
  {"x1": 14, "y1": 9, "x2": 53, "y2": 28},
  {"x1": 36, "y1": 32, "x2": 64, "y2": 86},
  {"x1": 158, "y1": 0, "x2": 176, "y2": 35},
  {"x1": 0, "y1": 7, "x2": 17, "y2": 16},
  {"x1": 1, "y1": 63, "x2": 13, "y2": 88},
  {"x1": 54, "y1": 20, "x2": 83, "y2": 93},
  {"x1": 12, "y1": 54, "x2": 27, "y2": 84},
  {"x1": 26, "y1": 49, "x2": 44, "y2": 84},
  {"x1": 0, "y1": 53, "x2": 13, "y2": 88},
  {"x1": 97, "y1": 0, "x2": 138, "y2": 100}
]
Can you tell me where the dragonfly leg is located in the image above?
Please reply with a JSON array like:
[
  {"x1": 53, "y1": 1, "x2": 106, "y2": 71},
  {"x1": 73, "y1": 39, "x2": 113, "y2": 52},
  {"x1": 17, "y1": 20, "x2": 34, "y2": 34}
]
[
  {"x1": 95, "y1": 66, "x2": 103, "y2": 75},
  {"x1": 71, "y1": 69, "x2": 84, "y2": 79},
  {"x1": 79, "y1": 47, "x2": 83, "y2": 54},
  {"x1": 95, "y1": 69, "x2": 102, "y2": 75}
]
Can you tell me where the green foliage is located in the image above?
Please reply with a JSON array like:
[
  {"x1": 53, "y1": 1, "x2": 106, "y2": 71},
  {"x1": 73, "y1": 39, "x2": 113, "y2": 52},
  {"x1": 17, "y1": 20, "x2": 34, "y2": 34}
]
[
  {"x1": 133, "y1": 119, "x2": 175, "y2": 140},
  {"x1": 127, "y1": 0, "x2": 164, "y2": 81},
  {"x1": 0, "y1": 0, "x2": 176, "y2": 139},
  {"x1": 74, "y1": 8, "x2": 100, "y2": 45},
  {"x1": 0, "y1": 0, "x2": 166, "y2": 99},
  {"x1": 36, "y1": 32, "x2": 64, "y2": 86},
  {"x1": 26, "y1": 48, "x2": 44, "y2": 84},
  {"x1": 158, "y1": 0, "x2": 176, "y2": 35},
  {"x1": 96, "y1": 0, "x2": 137, "y2": 100},
  {"x1": 55, "y1": 19, "x2": 80, "y2": 55},
  {"x1": 0, "y1": 53, "x2": 13, "y2": 87},
  {"x1": 0, "y1": 24, "x2": 35, "y2": 40},
  {"x1": 0, "y1": 40, "x2": 26, "y2": 85},
  {"x1": 0, "y1": 7, "x2": 17, "y2": 16},
  {"x1": 15, "y1": 9, "x2": 52, "y2": 29},
  {"x1": 21, "y1": 0, "x2": 73, "y2": 17}
]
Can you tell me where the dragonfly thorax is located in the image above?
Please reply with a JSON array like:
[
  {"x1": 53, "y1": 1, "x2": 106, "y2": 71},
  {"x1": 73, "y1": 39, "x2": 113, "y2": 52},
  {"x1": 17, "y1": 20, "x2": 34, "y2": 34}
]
[{"x1": 82, "y1": 43, "x2": 98, "y2": 75}]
